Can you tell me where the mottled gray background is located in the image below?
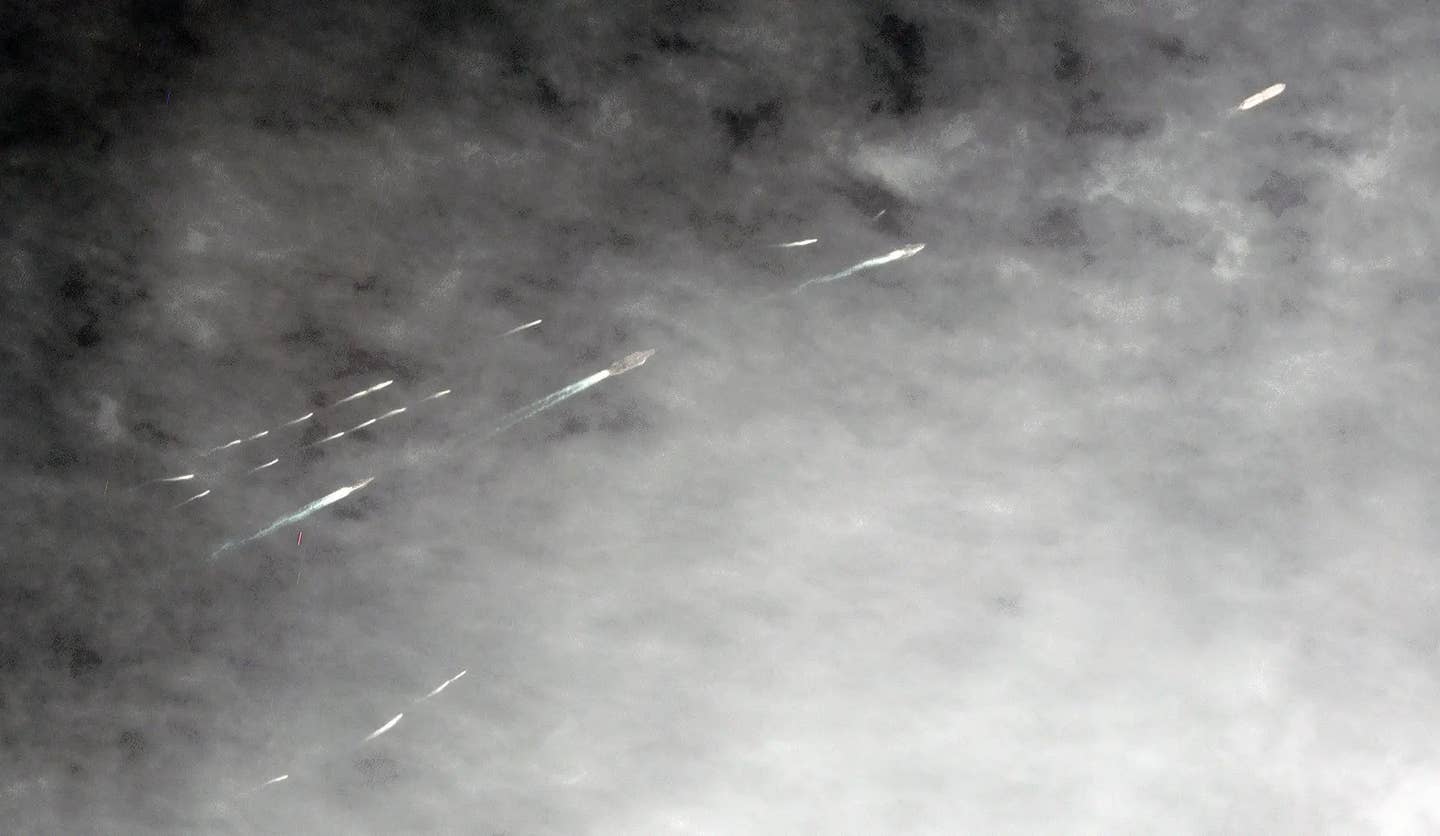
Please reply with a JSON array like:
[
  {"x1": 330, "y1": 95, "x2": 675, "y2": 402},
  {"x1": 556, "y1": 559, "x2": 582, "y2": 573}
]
[{"x1": 5, "y1": 0, "x2": 1440, "y2": 832}]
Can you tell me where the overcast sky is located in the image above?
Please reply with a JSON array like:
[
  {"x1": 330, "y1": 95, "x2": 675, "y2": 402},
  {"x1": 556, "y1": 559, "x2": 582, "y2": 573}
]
[{"x1": 6, "y1": 0, "x2": 1440, "y2": 833}]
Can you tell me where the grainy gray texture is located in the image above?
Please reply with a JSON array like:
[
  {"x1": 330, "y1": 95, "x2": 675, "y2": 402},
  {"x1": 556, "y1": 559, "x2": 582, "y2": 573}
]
[{"x1": 5, "y1": 1, "x2": 1439, "y2": 833}]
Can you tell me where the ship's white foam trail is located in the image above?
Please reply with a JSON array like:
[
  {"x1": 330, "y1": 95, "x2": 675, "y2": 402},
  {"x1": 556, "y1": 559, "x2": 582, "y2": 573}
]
[
  {"x1": 208, "y1": 476, "x2": 375, "y2": 560},
  {"x1": 140, "y1": 473, "x2": 195, "y2": 486},
  {"x1": 488, "y1": 370, "x2": 612, "y2": 438},
  {"x1": 1237, "y1": 82, "x2": 1285, "y2": 112},
  {"x1": 333, "y1": 379, "x2": 394, "y2": 407},
  {"x1": 422, "y1": 670, "x2": 468, "y2": 700},
  {"x1": 362, "y1": 713, "x2": 404, "y2": 742},
  {"x1": 791, "y1": 243, "x2": 926, "y2": 294},
  {"x1": 170, "y1": 489, "x2": 211, "y2": 510},
  {"x1": 500, "y1": 318, "x2": 543, "y2": 337}
]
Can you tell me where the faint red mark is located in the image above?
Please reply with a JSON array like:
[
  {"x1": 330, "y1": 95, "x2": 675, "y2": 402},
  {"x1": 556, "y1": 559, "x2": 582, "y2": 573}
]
[{"x1": 297, "y1": 532, "x2": 303, "y2": 545}]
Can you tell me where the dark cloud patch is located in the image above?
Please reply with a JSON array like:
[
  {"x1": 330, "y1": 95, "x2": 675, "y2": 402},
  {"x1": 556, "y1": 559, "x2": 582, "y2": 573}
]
[
  {"x1": 1249, "y1": 170, "x2": 1310, "y2": 217},
  {"x1": 1066, "y1": 89, "x2": 1156, "y2": 140},
  {"x1": 1053, "y1": 39, "x2": 1088, "y2": 83},
  {"x1": 712, "y1": 98, "x2": 783, "y2": 150},
  {"x1": 863, "y1": 11, "x2": 929, "y2": 117},
  {"x1": 1031, "y1": 206, "x2": 1087, "y2": 250}
]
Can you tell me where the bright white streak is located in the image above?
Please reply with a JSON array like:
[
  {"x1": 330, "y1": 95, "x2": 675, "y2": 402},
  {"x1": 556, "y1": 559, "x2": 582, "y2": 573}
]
[
  {"x1": 171, "y1": 490, "x2": 211, "y2": 510},
  {"x1": 202, "y1": 439, "x2": 242, "y2": 455},
  {"x1": 333, "y1": 380, "x2": 394, "y2": 406},
  {"x1": 423, "y1": 389, "x2": 451, "y2": 402},
  {"x1": 363, "y1": 713, "x2": 404, "y2": 742},
  {"x1": 500, "y1": 319, "x2": 543, "y2": 337},
  {"x1": 488, "y1": 370, "x2": 611, "y2": 438},
  {"x1": 282, "y1": 412, "x2": 314, "y2": 427},
  {"x1": 208, "y1": 476, "x2": 375, "y2": 560},
  {"x1": 239, "y1": 774, "x2": 290, "y2": 798},
  {"x1": 791, "y1": 243, "x2": 927, "y2": 294},
  {"x1": 148, "y1": 473, "x2": 195, "y2": 484},
  {"x1": 248, "y1": 458, "x2": 280, "y2": 473},
  {"x1": 777, "y1": 238, "x2": 818, "y2": 248},
  {"x1": 376, "y1": 407, "x2": 407, "y2": 421},
  {"x1": 348, "y1": 418, "x2": 377, "y2": 431},
  {"x1": 1237, "y1": 82, "x2": 1286, "y2": 111},
  {"x1": 246, "y1": 430, "x2": 269, "y2": 441},
  {"x1": 423, "y1": 670, "x2": 468, "y2": 700}
]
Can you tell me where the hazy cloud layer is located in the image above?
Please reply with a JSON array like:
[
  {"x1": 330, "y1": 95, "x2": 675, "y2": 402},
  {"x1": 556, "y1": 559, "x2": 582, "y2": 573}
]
[{"x1": 6, "y1": 1, "x2": 1440, "y2": 832}]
